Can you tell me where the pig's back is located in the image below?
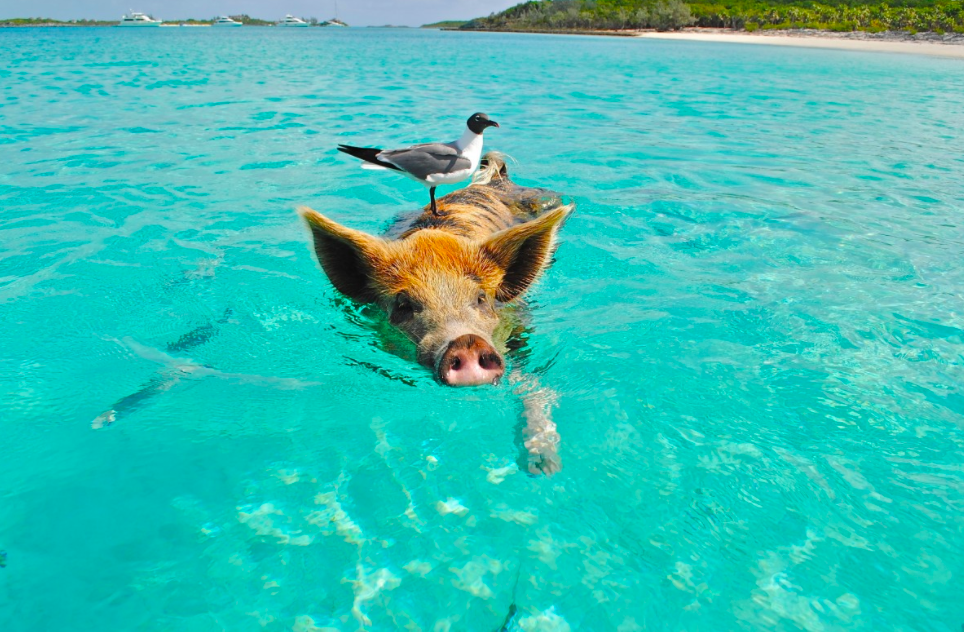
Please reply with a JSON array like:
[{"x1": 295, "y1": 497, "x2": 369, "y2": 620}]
[{"x1": 386, "y1": 176, "x2": 566, "y2": 242}]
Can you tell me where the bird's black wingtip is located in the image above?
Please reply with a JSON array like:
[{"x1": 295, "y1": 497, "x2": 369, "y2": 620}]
[{"x1": 335, "y1": 144, "x2": 400, "y2": 171}]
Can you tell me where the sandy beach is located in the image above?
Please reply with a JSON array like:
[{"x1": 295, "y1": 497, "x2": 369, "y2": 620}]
[{"x1": 639, "y1": 30, "x2": 964, "y2": 59}]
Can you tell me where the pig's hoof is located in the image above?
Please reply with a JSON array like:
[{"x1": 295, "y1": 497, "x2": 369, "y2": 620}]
[
  {"x1": 92, "y1": 409, "x2": 116, "y2": 429},
  {"x1": 527, "y1": 447, "x2": 561, "y2": 477}
]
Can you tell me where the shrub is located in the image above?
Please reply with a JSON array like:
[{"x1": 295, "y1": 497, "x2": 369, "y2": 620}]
[
  {"x1": 828, "y1": 20, "x2": 857, "y2": 31},
  {"x1": 651, "y1": 0, "x2": 696, "y2": 30}
]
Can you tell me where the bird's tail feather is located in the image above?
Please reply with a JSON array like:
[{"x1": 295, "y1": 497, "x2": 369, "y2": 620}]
[{"x1": 337, "y1": 144, "x2": 401, "y2": 171}]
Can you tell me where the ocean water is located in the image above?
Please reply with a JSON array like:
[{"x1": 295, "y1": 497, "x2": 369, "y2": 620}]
[{"x1": 2, "y1": 25, "x2": 964, "y2": 631}]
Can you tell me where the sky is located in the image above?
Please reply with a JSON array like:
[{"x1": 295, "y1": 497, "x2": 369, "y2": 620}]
[{"x1": 0, "y1": 0, "x2": 521, "y2": 26}]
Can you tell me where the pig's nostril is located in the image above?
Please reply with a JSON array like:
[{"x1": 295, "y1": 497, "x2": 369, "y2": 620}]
[
  {"x1": 479, "y1": 353, "x2": 501, "y2": 371},
  {"x1": 451, "y1": 356, "x2": 462, "y2": 371}
]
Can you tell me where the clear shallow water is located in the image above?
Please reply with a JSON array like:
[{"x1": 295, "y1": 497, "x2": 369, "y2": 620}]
[{"x1": 2, "y1": 25, "x2": 964, "y2": 631}]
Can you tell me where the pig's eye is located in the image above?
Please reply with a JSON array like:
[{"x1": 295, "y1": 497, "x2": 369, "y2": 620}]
[
  {"x1": 391, "y1": 294, "x2": 416, "y2": 324},
  {"x1": 476, "y1": 291, "x2": 488, "y2": 307}
]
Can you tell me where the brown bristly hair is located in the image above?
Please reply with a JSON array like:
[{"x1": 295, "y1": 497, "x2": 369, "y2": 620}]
[{"x1": 299, "y1": 201, "x2": 573, "y2": 305}]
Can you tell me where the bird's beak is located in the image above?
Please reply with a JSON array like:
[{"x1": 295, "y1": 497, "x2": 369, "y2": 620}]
[{"x1": 488, "y1": 121, "x2": 500, "y2": 129}]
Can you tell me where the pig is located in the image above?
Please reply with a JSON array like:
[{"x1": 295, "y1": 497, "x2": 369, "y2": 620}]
[{"x1": 299, "y1": 153, "x2": 573, "y2": 475}]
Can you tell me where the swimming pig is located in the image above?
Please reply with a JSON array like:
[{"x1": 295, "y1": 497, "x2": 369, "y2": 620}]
[
  {"x1": 299, "y1": 153, "x2": 573, "y2": 474},
  {"x1": 299, "y1": 154, "x2": 572, "y2": 386}
]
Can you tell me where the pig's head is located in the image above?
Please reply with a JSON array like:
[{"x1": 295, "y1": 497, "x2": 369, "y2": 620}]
[{"x1": 299, "y1": 204, "x2": 572, "y2": 386}]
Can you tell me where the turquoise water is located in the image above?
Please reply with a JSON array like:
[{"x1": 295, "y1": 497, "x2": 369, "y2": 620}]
[{"x1": 2, "y1": 25, "x2": 964, "y2": 630}]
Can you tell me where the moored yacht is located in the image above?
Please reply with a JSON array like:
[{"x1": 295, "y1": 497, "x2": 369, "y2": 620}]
[
  {"x1": 213, "y1": 15, "x2": 243, "y2": 27},
  {"x1": 117, "y1": 11, "x2": 161, "y2": 26},
  {"x1": 278, "y1": 14, "x2": 309, "y2": 27}
]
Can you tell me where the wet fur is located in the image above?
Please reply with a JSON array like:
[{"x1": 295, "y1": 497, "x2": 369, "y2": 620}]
[
  {"x1": 300, "y1": 152, "x2": 572, "y2": 474},
  {"x1": 299, "y1": 152, "x2": 573, "y2": 368},
  {"x1": 388, "y1": 152, "x2": 566, "y2": 240}
]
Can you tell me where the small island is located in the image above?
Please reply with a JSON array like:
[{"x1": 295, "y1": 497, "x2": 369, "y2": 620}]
[
  {"x1": 421, "y1": 20, "x2": 469, "y2": 29},
  {"x1": 0, "y1": 17, "x2": 119, "y2": 26},
  {"x1": 0, "y1": 14, "x2": 346, "y2": 27}
]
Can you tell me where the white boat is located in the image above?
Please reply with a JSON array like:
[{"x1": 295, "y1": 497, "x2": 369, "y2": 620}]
[
  {"x1": 117, "y1": 12, "x2": 161, "y2": 27},
  {"x1": 321, "y1": 19, "x2": 348, "y2": 27},
  {"x1": 278, "y1": 14, "x2": 309, "y2": 27},
  {"x1": 212, "y1": 16, "x2": 242, "y2": 27}
]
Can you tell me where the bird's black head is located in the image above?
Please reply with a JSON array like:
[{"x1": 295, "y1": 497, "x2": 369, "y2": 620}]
[{"x1": 467, "y1": 112, "x2": 500, "y2": 135}]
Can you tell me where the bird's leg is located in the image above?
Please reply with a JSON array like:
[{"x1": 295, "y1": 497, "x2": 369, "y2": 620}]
[{"x1": 430, "y1": 187, "x2": 439, "y2": 216}]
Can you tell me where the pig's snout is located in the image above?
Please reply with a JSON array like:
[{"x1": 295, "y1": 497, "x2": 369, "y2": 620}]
[{"x1": 437, "y1": 334, "x2": 504, "y2": 387}]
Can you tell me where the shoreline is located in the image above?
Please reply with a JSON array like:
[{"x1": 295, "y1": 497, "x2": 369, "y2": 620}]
[
  {"x1": 455, "y1": 25, "x2": 964, "y2": 58},
  {"x1": 450, "y1": 26, "x2": 638, "y2": 37},
  {"x1": 0, "y1": 22, "x2": 118, "y2": 27},
  {"x1": 638, "y1": 28, "x2": 964, "y2": 58}
]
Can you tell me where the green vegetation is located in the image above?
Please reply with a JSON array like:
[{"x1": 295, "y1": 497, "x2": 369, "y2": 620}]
[
  {"x1": 461, "y1": 0, "x2": 964, "y2": 32},
  {"x1": 162, "y1": 18, "x2": 211, "y2": 25},
  {"x1": 422, "y1": 20, "x2": 470, "y2": 28},
  {"x1": 462, "y1": 0, "x2": 696, "y2": 31},
  {"x1": 688, "y1": 0, "x2": 964, "y2": 31},
  {"x1": 225, "y1": 15, "x2": 271, "y2": 25},
  {"x1": 0, "y1": 17, "x2": 118, "y2": 26}
]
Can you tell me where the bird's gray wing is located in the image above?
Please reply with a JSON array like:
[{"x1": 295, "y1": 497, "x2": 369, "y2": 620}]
[{"x1": 378, "y1": 142, "x2": 471, "y2": 179}]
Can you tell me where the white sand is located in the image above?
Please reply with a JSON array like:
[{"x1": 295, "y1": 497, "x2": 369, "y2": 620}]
[{"x1": 638, "y1": 31, "x2": 964, "y2": 59}]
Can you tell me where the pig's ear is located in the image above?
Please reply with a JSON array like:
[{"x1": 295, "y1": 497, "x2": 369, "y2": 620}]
[
  {"x1": 482, "y1": 204, "x2": 574, "y2": 303},
  {"x1": 298, "y1": 206, "x2": 385, "y2": 303}
]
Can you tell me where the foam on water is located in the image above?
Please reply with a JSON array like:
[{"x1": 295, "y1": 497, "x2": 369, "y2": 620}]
[{"x1": 2, "y1": 26, "x2": 964, "y2": 631}]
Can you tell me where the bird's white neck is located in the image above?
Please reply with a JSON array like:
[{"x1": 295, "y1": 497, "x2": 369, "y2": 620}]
[
  {"x1": 455, "y1": 127, "x2": 484, "y2": 168},
  {"x1": 455, "y1": 127, "x2": 483, "y2": 152}
]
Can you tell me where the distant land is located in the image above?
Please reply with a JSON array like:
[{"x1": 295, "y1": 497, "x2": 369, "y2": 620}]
[
  {"x1": 0, "y1": 17, "x2": 118, "y2": 26},
  {"x1": 0, "y1": 15, "x2": 346, "y2": 27},
  {"x1": 459, "y1": 0, "x2": 964, "y2": 34},
  {"x1": 421, "y1": 20, "x2": 469, "y2": 29}
]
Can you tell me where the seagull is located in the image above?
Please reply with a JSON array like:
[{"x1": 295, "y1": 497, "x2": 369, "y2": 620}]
[{"x1": 337, "y1": 113, "x2": 500, "y2": 216}]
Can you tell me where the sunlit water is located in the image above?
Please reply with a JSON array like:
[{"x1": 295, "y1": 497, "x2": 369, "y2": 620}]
[{"x1": 2, "y1": 26, "x2": 964, "y2": 631}]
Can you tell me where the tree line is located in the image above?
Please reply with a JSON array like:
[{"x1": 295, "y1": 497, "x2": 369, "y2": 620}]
[
  {"x1": 461, "y1": 0, "x2": 964, "y2": 32},
  {"x1": 462, "y1": 0, "x2": 697, "y2": 31}
]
